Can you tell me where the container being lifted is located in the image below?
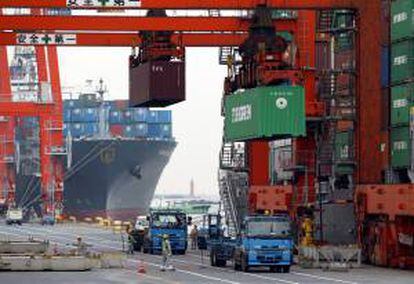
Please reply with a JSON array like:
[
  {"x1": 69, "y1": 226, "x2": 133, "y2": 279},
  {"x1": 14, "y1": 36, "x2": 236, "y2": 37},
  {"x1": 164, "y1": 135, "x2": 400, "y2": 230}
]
[
  {"x1": 129, "y1": 60, "x2": 185, "y2": 107},
  {"x1": 129, "y1": 9, "x2": 185, "y2": 107},
  {"x1": 224, "y1": 86, "x2": 306, "y2": 141}
]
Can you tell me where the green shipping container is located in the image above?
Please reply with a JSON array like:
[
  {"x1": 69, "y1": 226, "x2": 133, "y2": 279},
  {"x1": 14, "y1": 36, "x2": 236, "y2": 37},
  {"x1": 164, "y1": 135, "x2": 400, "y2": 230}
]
[
  {"x1": 335, "y1": 131, "x2": 352, "y2": 161},
  {"x1": 391, "y1": 126, "x2": 411, "y2": 168},
  {"x1": 335, "y1": 131, "x2": 354, "y2": 175},
  {"x1": 224, "y1": 86, "x2": 305, "y2": 141},
  {"x1": 391, "y1": 83, "x2": 414, "y2": 126},
  {"x1": 391, "y1": 39, "x2": 414, "y2": 84},
  {"x1": 391, "y1": 0, "x2": 414, "y2": 42}
]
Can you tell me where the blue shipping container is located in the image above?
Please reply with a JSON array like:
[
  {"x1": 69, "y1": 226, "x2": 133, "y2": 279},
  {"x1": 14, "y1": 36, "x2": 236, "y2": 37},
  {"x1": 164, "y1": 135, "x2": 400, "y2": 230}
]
[
  {"x1": 123, "y1": 123, "x2": 148, "y2": 137},
  {"x1": 132, "y1": 108, "x2": 148, "y2": 122},
  {"x1": 123, "y1": 109, "x2": 134, "y2": 123},
  {"x1": 148, "y1": 123, "x2": 172, "y2": 138},
  {"x1": 147, "y1": 110, "x2": 172, "y2": 123},
  {"x1": 109, "y1": 110, "x2": 123, "y2": 124},
  {"x1": 381, "y1": 46, "x2": 390, "y2": 88},
  {"x1": 147, "y1": 111, "x2": 159, "y2": 123},
  {"x1": 135, "y1": 123, "x2": 148, "y2": 137},
  {"x1": 82, "y1": 123, "x2": 99, "y2": 136},
  {"x1": 70, "y1": 123, "x2": 84, "y2": 137},
  {"x1": 157, "y1": 111, "x2": 172, "y2": 123},
  {"x1": 63, "y1": 99, "x2": 81, "y2": 109},
  {"x1": 70, "y1": 108, "x2": 83, "y2": 122},
  {"x1": 83, "y1": 108, "x2": 99, "y2": 122},
  {"x1": 123, "y1": 125, "x2": 135, "y2": 138},
  {"x1": 63, "y1": 109, "x2": 72, "y2": 122}
]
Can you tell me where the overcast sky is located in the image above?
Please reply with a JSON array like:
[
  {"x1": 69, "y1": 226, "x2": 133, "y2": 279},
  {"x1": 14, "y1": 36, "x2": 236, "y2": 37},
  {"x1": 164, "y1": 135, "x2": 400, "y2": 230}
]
[{"x1": 58, "y1": 47, "x2": 226, "y2": 197}]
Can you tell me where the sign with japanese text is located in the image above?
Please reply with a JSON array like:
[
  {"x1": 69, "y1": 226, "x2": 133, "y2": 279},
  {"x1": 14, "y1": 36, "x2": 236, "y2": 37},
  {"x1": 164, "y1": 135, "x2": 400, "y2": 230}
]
[
  {"x1": 16, "y1": 33, "x2": 77, "y2": 45},
  {"x1": 66, "y1": 0, "x2": 141, "y2": 7}
]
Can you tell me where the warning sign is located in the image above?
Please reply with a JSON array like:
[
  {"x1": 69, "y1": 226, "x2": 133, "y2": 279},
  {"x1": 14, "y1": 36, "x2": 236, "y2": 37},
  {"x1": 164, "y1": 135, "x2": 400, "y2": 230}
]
[
  {"x1": 66, "y1": 0, "x2": 141, "y2": 7},
  {"x1": 16, "y1": 33, "x2": 77, "y2": 45}
]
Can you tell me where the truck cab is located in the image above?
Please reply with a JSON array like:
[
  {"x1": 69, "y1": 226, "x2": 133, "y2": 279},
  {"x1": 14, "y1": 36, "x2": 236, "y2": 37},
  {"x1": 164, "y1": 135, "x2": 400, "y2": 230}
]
[
  {"x1": 198, "y1": 214, "x2": 223, "y2": 250},
  {"x1": 233, "y1": 215, "x2": 293, "y2": 272},
  {"x1": 143, "y1": 209, "x2": 189, "y2": 255}
]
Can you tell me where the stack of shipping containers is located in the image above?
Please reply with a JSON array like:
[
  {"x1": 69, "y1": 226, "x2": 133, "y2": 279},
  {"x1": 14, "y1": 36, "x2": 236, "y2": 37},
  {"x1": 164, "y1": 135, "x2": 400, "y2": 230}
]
[
  {"x1": 316, "y1": 10, "x2": 357, "y2": 245},
  {"x1": 390, "y1": 0, "x2": 413, "y2": 182},
  {"x1": 63, "y1": 96, "x2": 172, "y2": 140},
  {"x1": 332, "y1": 10, "x2": 355, "y2": 180}
]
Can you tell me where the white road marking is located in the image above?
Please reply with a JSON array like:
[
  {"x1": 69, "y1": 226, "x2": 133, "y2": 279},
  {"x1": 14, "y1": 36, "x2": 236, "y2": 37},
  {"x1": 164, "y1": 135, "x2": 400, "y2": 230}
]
[
  {"x1": 128, "y1": 258, "x2": 241, "y2": 284},
  {"x1": 291, "y1": 272, "x2": 359, "y2": 284},
  {"x1": 1, "y1": 225, "x2": 241, "y2": 284},
  {"x1": 0, "y1": 224, "x2": 361, "y2": 284}
]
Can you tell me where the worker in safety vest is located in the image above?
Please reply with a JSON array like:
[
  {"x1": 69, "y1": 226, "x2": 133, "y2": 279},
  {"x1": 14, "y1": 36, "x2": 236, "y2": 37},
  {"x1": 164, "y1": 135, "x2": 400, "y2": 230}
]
[
  {"x1": 190, "y1": 225, "x2": 198, "y2": 250},
  {"x1": 72, "y1": 236, "x2": 91, "y2": 255},
  {"x1": 160, "y1": 234, "x2": 174, "y2": 271},
  {"x1": 126, "y1": 227, "x2": 136, "y2": 254}
]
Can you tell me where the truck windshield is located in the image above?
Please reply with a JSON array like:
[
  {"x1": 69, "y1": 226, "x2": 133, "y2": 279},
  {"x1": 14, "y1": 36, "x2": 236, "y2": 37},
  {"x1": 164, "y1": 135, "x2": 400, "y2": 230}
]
[
  {"x1": 247, "y1": 219, "x2": 291, "y2": 237},
  {"x1": 152, "y1": 213, "x2": 186, "y2": 229}
]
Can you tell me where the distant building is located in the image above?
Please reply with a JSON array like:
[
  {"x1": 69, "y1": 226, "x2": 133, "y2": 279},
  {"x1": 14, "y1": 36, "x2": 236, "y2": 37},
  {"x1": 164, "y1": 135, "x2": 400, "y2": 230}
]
[{"x1": 190, "y1": 179, "x2": 195, "y2": 197}]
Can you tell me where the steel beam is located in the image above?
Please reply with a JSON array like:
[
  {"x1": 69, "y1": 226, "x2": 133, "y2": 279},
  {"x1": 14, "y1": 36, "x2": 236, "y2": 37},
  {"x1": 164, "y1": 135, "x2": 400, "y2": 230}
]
[
  {"x1": 0, "y1": 15, "x2": 297, "y2": 32},
  {"x1": 0, "y1": 0, "x2": 358, "y2": 9},
  {"x1": 0, "y1": 103, "x2": 54, "y2": 116},
  {"x1": 0, "y1": 32, "x2": 249, "y2": 46}
]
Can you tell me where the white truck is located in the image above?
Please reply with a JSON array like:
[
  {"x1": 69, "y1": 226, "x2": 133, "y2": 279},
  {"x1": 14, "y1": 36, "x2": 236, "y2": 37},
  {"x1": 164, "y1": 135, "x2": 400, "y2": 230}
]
[{"x1": 6, "y1": 208, "x2": 23, "y2": 225}]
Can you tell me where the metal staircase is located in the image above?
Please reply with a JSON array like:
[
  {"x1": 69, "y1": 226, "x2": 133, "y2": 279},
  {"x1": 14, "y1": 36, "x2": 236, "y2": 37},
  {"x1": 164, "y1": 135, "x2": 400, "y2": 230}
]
[
  {"x1": 218, "y1": 170, "x2": 249, "y2": 236},
  {"x1": 219, "y1": 46, "x2": 236, "y2": 65},
  {"x1": 218, "y1": 171, "x2": 238, "y2": 236},
  {"x1": 318, "y1": 10, "x2": 334, "y2": 32},
  {"x1": 218, "y1": 134, "x2": 249, "y2": 235},
  {"x1": 219, "y1": 141, "x2": 247, "y2": 171}
]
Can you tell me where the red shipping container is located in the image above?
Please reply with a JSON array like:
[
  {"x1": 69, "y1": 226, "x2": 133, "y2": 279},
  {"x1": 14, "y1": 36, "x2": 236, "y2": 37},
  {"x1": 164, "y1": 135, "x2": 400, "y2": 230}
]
[
  {"x1": 110, "y1": 124, "x2": 123, "y2": 137},
  {"x1": 249, "y1": 185, "x2": 293, "y2": 215},
  {"x1": 129, "y1": 60, "x2": 185, "y2": 107}
]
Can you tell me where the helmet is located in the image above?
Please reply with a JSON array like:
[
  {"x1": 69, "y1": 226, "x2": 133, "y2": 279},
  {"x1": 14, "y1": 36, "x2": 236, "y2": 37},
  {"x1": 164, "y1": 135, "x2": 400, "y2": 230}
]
[
  {"x1": 163, "y1": 234, "x2": 169, "y2": 239},
  {"x1": 77, "y1": 236, "x2": 82, "y2": 241}
]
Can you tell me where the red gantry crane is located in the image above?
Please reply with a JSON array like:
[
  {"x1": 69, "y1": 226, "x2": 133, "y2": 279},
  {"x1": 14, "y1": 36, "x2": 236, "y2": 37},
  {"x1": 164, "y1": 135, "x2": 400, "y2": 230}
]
[
  {"x1": 1, "y1": 0, "x2": 411, "y2": 268},
  {"x1": 0, "y1": 45, "x2": 16, "y2": 210}
]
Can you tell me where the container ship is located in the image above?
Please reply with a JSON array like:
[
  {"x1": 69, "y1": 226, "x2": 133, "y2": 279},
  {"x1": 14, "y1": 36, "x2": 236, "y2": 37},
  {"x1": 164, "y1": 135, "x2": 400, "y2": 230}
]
[{"x1": 15, "y1": 82, "x2": 176, "y2": 221}]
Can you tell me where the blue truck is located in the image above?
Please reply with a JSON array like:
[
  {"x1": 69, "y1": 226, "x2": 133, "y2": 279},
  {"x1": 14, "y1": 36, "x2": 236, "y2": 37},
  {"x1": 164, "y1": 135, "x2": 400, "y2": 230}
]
[
  {"x1": 142, "y1": 209, "x2": 189, "y2": 255},
  {"x1": 208, "y1": 214, "x2": 293, "y2": 272},
  {"x1": 233, "y1": 215, "x2": 293, "y2": 272}
]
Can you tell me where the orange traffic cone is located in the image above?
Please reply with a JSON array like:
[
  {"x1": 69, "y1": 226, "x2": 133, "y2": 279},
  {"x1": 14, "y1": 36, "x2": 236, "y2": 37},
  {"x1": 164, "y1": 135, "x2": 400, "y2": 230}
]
[{"x1": 137, "y1": 260, "x2": 146, "y2": 274}]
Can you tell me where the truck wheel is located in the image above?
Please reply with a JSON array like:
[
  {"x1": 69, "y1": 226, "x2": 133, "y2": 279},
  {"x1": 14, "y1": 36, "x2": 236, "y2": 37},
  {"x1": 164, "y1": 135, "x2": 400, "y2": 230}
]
[
  {"x1": 282, "y1": 266, "x2": 290, "y2": 273},
  {"x1": 233, "y1": 259, "x2": 241, "y2": 271},
  {"x1": 216, "y1": 259, "x2": 226, "y2": 267},
  {"x1": 241, "y1": 255, "x2": 249, "y2": 272},
  {"x1": 178, "y1": 249, "x2": 186, "y2": 255},
  {"x1": 270, "y1": 266, "x2": 281, "y2": 273},
  {"x1": 143, "y1": 245, "x2": 148, "y2": 254},
  {"x1": 210, "y1": 250, "x2": 217, "y2": 266}
]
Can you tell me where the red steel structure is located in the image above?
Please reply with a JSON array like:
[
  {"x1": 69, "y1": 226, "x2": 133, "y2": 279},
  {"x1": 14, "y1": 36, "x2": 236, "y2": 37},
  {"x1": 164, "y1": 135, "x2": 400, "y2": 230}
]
[
  {"x1": 0, "y1": 46, "x2": 16, "y2": 208},
  {"x1": 35, "y1": 45, "x2": 65, "y2": 216},
  {"x1": 1, "y1": 0, "x2": 409, "y2": 267}
]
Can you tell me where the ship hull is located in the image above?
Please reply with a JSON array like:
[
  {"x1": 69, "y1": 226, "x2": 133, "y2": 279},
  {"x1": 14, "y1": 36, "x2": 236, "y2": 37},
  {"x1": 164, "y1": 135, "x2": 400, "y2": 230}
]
[{"x1": 16, "y1": 138, "x2": 176, "y2": 221}]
